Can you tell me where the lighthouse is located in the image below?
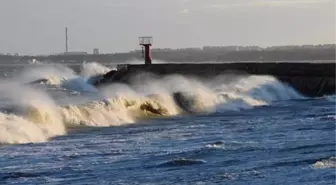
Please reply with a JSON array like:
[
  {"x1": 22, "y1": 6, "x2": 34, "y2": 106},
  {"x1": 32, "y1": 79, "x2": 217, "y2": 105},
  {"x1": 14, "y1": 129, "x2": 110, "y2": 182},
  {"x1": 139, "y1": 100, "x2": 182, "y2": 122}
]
[{"x1": 139, "y1": 37, "x2": 153, "y2": 64}]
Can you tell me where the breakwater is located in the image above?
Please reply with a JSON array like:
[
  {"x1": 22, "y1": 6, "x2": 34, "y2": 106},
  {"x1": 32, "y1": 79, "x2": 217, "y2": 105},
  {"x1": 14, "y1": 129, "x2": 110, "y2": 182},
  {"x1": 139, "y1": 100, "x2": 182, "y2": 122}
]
[{"x1": 94, "y1": 62, "x2": 336, "y2": 97}]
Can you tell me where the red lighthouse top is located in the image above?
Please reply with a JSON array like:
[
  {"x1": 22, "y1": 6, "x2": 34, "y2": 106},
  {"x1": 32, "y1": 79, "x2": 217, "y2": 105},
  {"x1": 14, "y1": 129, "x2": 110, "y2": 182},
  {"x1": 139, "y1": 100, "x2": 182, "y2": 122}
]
[
  {"x1": 138, "y1": 37, "x2": 153, "y2": 65},
  {"x1": 139, "y1": 37, "x2": 153, "y2": 46}
]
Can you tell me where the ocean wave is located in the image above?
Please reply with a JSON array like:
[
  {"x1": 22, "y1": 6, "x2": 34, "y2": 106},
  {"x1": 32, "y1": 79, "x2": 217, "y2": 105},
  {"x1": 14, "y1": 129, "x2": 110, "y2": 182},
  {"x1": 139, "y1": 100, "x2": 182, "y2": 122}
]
[
  {"x1": 60, "y1": 95, "x2": 176, "y2": 127},
  {"x1": 0, "y1": 83, "x2": 65, "y2": 144},
  {"x1": 0, "y1": 63, "x2": 307, "y2": 144},
  {"x1": 312, "y1": 157, "x2": 336, "y2": 169},
  {"x1": 22, "y1": 63, "x2": 102, "y2": 93},
  {"x1": 155, "y1": 158, "x2": 206, "y2": 167},
  {"x1": 80, "y1": 62, "x2": 114, "y2": 77}
]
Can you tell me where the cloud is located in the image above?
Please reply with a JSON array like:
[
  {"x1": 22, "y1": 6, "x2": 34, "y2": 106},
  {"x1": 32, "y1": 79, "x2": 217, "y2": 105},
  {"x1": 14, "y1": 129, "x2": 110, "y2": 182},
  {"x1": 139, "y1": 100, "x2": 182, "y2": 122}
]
[
  {"x1": 179, "y1": 8, "x2": 189, "y2": 14},
  {"x1": 206, "y1": 0, "x2": 333, "y2": 10},
  {"x1": 255, "y1": 0, "x2": 334, "y2": 7},
  {"x1": 174, "y1": 0, "x2": 334, "y2": 15},
  {"x1": 105, "y1": 2, "x2": 129, "y2": 8}
]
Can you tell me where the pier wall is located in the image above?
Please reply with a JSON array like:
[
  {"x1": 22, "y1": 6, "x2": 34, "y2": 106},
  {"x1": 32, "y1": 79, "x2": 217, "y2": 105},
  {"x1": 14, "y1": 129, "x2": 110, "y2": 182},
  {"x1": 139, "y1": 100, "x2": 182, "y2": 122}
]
[{"x1": 97, "y1": 62, "x2": 336, "y2": 97}]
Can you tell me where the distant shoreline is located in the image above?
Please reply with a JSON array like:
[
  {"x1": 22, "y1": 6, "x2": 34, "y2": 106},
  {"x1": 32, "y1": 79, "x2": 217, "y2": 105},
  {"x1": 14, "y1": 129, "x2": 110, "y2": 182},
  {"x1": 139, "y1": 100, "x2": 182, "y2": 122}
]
[{"x1": 0, "y1": 44, "x2": 335, "y2": 63}]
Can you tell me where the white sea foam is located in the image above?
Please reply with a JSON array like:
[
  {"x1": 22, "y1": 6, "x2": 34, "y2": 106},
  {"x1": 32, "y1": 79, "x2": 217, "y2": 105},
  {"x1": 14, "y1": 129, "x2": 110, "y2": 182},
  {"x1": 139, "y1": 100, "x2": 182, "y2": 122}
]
[
  {"x1": 0, "y1": 64, "x2": 306, "y2": 144},
  {"x1": 0, "y1": 83, "x2": 65, "y2": 144},
  {"x1": 80, "y1": 62, "x2": 113, "y2": 77},
  {"x1": 312, "y1": 157, "x2": 336, "y2": 169}
]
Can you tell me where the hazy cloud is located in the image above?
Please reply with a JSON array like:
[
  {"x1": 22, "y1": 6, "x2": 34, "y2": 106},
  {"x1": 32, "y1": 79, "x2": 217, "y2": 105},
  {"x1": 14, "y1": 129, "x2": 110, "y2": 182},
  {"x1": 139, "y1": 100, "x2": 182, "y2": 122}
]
[
  {"x1": 0, "y1": 0, "x2": 334, "y2": 55},
  {"x1": 256, "y1": 0, "x2": 334, "y2": 7},
  {"x1": 206, "y1": 0, "x2": 334, "y2": 10},
  {"x1": 179, "y1": 8, "x2": 189, "y2": 14},
  {"x1": 105, "y1": 2, "x2": 129, "y2": 8}
]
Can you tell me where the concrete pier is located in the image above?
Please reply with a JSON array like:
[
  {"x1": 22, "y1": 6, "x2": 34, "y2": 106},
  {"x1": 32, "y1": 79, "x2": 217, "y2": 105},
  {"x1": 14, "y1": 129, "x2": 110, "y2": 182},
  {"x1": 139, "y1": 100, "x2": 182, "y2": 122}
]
[{"x1": 95, "y1": 62, "x2": 336, "y2": 97}]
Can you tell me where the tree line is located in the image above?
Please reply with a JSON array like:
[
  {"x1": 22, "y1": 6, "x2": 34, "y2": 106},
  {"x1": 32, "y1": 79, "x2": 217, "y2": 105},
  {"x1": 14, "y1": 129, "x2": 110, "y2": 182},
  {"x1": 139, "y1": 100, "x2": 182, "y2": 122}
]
[{"x1": 0, "y1": 44, "x2": 335, "y2": 63}]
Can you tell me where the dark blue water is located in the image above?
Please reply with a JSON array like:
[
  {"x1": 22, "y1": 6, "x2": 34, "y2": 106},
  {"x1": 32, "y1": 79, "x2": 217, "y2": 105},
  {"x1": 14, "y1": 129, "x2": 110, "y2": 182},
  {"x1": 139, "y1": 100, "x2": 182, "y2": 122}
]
[
  {"x1": 0, "y1": 63, "x2": 335, "y2": 185},
  {"x1": 0, "y1": 98, "x2": 334, "y2": 185}
]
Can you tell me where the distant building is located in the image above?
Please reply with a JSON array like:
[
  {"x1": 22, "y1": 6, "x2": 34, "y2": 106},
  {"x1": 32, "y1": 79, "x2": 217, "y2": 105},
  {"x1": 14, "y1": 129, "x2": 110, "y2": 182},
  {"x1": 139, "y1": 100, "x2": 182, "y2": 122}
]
[
  {"x1": 63, "y1": 51, "x2": 88, "y2": 55},
  {"x1": 93, "y1": 48, "x2": 99, "y2": 55}
]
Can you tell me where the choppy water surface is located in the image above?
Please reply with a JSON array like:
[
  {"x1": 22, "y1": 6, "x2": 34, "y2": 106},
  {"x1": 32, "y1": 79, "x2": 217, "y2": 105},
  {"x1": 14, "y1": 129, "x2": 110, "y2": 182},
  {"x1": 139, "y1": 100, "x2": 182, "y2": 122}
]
[{"x1": 0, "y1": 61, "x2": 334, "y2": 185}]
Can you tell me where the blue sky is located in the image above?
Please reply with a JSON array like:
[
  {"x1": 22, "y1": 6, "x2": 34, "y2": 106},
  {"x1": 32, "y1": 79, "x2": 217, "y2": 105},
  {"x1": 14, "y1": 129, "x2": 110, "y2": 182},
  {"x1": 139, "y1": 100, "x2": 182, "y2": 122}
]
[{"x1": 0, "y1": 0, "x2": 334, "y2": 55}]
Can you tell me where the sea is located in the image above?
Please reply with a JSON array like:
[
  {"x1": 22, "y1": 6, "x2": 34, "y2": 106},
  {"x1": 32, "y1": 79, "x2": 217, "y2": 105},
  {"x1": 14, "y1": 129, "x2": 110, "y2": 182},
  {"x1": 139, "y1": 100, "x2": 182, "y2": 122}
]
[{"x1": 0, "y1": 60, "x2": 334, "y2": 185}]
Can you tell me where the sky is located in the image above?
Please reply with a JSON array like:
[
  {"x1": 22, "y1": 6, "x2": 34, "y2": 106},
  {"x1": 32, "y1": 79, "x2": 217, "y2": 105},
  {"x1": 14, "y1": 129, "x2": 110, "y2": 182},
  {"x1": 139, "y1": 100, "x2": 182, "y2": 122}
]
[{"x1": 0, "y1": 0, "x2": 334, "y2": 55}]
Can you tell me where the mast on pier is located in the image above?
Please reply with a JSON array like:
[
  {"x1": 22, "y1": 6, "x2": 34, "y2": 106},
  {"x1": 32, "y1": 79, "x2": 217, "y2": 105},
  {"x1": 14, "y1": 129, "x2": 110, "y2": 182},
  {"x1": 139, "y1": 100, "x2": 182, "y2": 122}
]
[{"x1": 65, "y1": 27, "x2": 69, "y2": 53}]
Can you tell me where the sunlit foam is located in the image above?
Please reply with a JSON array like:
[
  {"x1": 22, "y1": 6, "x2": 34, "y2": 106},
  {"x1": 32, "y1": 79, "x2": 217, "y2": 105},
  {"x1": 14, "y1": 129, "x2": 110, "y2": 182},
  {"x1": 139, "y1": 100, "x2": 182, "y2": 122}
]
[{"x1": 0, "y1": 63, "x2": 306, "y2": 144}]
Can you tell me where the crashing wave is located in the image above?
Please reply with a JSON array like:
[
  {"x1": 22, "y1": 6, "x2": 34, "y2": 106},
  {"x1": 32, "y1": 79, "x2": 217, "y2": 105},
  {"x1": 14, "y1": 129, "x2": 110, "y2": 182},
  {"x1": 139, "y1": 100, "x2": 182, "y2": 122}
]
[
  {"x1": 80, "y1": 62, "x2": 114, "y2": 77},
  {"x1": 60, "y1": 94, "x2": 180, "y2": 127},
  {"x1": 0, "y1": 83, "x2": 65, "y2": 144},
  {"x1": 0, "y1": 63, "x2": 307, "y2": 144}
]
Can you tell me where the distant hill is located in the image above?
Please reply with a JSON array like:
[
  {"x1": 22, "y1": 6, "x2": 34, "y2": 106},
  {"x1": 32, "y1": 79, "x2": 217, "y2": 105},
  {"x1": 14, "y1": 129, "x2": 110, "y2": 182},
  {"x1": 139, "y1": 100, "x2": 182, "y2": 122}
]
[{"x1": 0, "y1": 44, "x2": 335, "y2": 63}]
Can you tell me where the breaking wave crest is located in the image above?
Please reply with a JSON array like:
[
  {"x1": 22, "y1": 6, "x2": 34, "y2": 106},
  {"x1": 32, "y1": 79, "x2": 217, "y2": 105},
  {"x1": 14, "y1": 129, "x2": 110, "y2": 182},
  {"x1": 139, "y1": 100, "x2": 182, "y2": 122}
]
[
  {"x1": 0, "y1": 83, "x2": 65, "y2": 144},
  {"x1": 312, "y1": 157, "x2": 336, "y2": 169},
  {"x1": 0, "y1": 63, "x2": 305, "y2": 144},
  {"x1": 80, "y1": 62, "x2": 114, "y2": 77},
  {"x1": 19, "y1": 62, "x2": 100, "y2": 93},
  {"x1": 60, "y1": 94, "x2": 178, "y2": 127}
]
